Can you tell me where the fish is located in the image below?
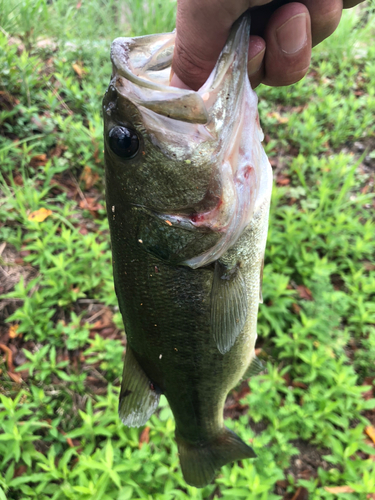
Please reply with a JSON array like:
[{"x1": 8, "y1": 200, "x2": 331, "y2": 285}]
[{"x1": 103, "y1": 13, "x2": 272, "y2": 488}]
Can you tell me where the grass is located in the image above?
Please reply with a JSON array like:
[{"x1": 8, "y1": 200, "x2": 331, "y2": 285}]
[{"x1": 0, "y1": 1, "x2": 375, "y2": 499}]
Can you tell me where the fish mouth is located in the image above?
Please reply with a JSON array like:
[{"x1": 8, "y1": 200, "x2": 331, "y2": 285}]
[{"x1": 109, "y1": 14, "x2": 251, "y2": 126}]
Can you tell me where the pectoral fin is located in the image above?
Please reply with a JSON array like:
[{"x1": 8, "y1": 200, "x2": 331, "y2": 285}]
[
  {"x1": 244, "y1": 355, "x2": 264, "y2": 378},
  {"x1": 119, "y1": 345, "x2": 160, "y2": 427},
  {"x1": 211, "y1": 261, "x2": 248, "y2": 354}
]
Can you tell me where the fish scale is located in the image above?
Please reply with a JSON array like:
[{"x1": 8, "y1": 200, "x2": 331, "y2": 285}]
[{"x1": 103, "y1": 13, "x2": 272, "y2": 487}]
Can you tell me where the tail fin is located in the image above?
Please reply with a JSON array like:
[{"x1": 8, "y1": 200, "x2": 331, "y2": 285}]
[{"x1": 176, "y1": 428, "x2": 256, "y2": 488}]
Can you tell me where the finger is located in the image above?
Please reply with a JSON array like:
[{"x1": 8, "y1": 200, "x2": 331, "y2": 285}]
[
  {"x1": 247, "y1": 35, "x2": 266, "y2": 88},
  {"x1": 343, "y1": 0, "x2": 365, "y2": 7},
  {"x1": 262, "y1": 2, "x2": 311, "y2": 87},
  {"x1": 298, "y1": 0, "x2": 343, "y2": 46},
  {"x1": 171, "y1": 0, "x2": 273, "y2": 90}
]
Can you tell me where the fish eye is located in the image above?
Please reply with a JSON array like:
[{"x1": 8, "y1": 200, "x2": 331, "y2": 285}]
[{"x1": 108, "y1": 126, "x2": 140, "y2": 159}]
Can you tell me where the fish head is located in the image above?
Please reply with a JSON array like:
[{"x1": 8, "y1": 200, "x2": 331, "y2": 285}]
[
  {"x1": 103, "y1": 32, "x2": 214, "y2": 213},
  {"x1": 103, "y1": 14, "x2": 270, "y2": 267}
]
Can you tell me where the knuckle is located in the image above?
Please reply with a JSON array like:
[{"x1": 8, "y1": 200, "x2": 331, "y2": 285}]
[
  {"x1": 172, "y1": 39, "x2": 212, "y2": 89},
  {"x1": 264, "y1": 65, "x2": 310, "y2": 87}
]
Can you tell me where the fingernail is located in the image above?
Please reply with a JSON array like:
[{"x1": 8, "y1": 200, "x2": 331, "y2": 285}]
[
  {"x1": 248, "y1": 48, "x2": 265, "y2": 76},
  {"x1": 276, "y1": 13, "x2": 307, "y2": 55}
]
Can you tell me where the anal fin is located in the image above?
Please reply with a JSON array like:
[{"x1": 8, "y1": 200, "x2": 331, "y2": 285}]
[
  {"x1": 119, "y1": 345, "x2": 160, "y2": 427},
  {"x1": 211, "y1": 261, "x2": 248, "y2": 354}
]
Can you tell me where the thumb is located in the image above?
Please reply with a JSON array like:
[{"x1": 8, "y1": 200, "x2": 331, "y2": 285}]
[{"x1": 170, "y1": 0, "x2": 271, "y2": 90}]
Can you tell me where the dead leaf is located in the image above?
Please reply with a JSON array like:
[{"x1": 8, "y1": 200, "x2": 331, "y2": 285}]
[
  {"x1": 365, "y1": 426, "x2": 375, "y2": 445},
  {"x1": 30, "y1": 115, "x2": 45, "y2": 131},
  {"x1": 269, "y1": 157, "x2": 280, "y2": 169},
  {"x1": 291, "y1": 105, "x2": 305, "y2": 114},
  {"x1": 13, "y1": 173, "x2": 23, "y2": 186},
  {"x1": 291, "y1": 486, "x2": 309, "y2": 500},
  {"x1": 7, "y1": 36, "x2": 25, "y2": 54},
  {"x1": 276, "y1": 480, "x2": 288, "y2": 489},
  {"x1": 13, "y1": 465, "x2": 27, "y2": 478},
  {"x1": 0, "y1": 90, "x2": 19, "y2": 109},
  {"x1": 288, "y1": 145, "x2": 299, "y2": 156},
  {"x1": 324, "y1": 486, "x2": 355, "y2": 494},
  {"x1": 139, "y1": 426, "x2": 150, "y2": 448},
  {"x1": 267, "y1": 111, "x2": 289, "y2": 124},
  {"x1": 291, "y1": 381, "x2": 308, "y2": 389},
  {"x1": 36, "y1": 38, "x2": 57, "y2": 51},
  {"x1": 365, "y1": 438, "x2": 375, "y2": 450},
  {"x1": 236, "y1": 384, "x2": 251, "y2": 400},
  {"x1": 49, "y1": 144, "x2": 65, "y2": 158},
  {"x1": 8, "y1": 324, "x2": 19, "y2": 338},
  {"x1": 299, "y1": 469, "x2": 313, "y2": 480},
  {"x1": 28, "y1": 208, "x2": 53, "y2": 222},
  {"x1": 72, "y1": 62, "x2": 86, "y2": 78},
  {"x1": 30, "y1": 154, "x2": 47, "y2": 168},
  {"x1": 8, "y1": 371, "x2": 22, "y2": 383},
  {"x1": 292, "y1": 303, "x2": 301, "y2": 314},
  {"x1": 93, "y1": 144, "x2": 102, "y2": 164},
  {"x1": 0, "y1": 343, "x2": 15, "y2": 372},
  {"x1": 80, "y1": 166, "x2": 99, "y2": 190},
  {"x1": 78, "y1": 198, "x2": 103, "y2": 213},
  {"x1": 363, "y1": 261, "x2": 375, "y2": 271},
  {"x1": 66, "y1": 437, "x2": 74, "y2": 448},
  {"x1": 89, "y1": 308, "x2": 114, "y2": 331},
  {"x1": 296, "y1": 285, "x2": 313, "y2": 301},
  {"x1": 362, "y1": 386, "x2": 374, "y2": 401},
  {"x1": 276, "y1": 175, "x2": 290, "y2": 186},
  {"x1": 100, "y1": 327, "x2": 116, "y2": 338}
]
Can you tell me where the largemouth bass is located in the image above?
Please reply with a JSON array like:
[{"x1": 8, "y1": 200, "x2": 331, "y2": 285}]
[{"x1": 103, "y1": 14, "x2": 272, "y2": 488}]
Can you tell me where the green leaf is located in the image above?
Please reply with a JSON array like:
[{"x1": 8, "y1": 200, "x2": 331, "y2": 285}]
[{"x1": 105, "y1": 440, "x2": 114, "y2": 468}]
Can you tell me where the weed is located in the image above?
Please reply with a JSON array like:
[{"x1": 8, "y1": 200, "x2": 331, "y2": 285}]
[{"x1": 0, "y1": 2, "x2": 374, "y2": 499}]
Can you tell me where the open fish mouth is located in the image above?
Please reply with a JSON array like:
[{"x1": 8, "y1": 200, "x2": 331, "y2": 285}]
[{"x1": 105, "y1": 14, "x2": 270, "y2": 268}]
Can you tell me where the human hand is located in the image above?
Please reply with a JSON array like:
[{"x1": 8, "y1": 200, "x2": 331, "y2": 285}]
[{"x1": 170, "y1": 0, "x2": 366, "y2": 90}]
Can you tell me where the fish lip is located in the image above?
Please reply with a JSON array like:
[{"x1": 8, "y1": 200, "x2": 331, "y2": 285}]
[{"x1": 111, "y1": 36, "x2": 186, "y2": 94}]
